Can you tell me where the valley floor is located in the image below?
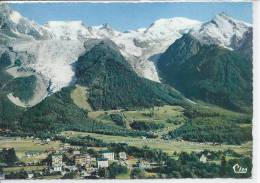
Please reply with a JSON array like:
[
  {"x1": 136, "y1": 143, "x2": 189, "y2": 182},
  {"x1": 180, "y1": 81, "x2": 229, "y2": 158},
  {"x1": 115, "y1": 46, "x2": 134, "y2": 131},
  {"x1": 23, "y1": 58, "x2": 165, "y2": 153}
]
[
  {"x1": 0, "y1": 104, "x2": 252, "y2": 179},
  {"x1": 60, "y1": 131, "x2": 252, "y2": 157}
]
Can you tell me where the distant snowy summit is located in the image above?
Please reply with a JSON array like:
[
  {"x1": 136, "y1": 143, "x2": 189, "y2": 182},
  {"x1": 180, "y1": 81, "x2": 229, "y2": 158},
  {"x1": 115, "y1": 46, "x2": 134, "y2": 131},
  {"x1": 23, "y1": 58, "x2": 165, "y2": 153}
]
[
  {"x1": 190, "y1": 12, "x2": 252, "y2": 50},
  {"x1": 0, "y1": 4, "x2": 51, "y2": 40},
  {"x1": 44, "y1": 21, "x2": 93, "y2": 40}
]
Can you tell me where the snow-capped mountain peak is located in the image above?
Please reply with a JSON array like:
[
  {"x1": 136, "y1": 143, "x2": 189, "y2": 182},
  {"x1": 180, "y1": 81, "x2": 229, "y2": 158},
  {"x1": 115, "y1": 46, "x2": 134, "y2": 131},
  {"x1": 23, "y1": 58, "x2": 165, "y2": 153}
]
[
  {"x1": 1, "y1": 3, "x2": 252, "y2": 107},
  {"x1": 44, "y1": 20, "x2": 92, "y2": 40},
  {"x1": 147, "y1": 17, "x2": 201, "y2": 31},
  {"x1": 0, "y1": 3, "x2": 51, "y2": 40},
  {"x1": 212, "y1": 12, "x2": 251, "y2": 27},
  {"x1": 190, "y1": 12, "x2": 251, "y2": 49},
  {"x1": 9, "y1": 10, "x2": 22, "y2": 24},
  {"x1": 144, "y1": 17, "x2": 201, "y2": 38}
]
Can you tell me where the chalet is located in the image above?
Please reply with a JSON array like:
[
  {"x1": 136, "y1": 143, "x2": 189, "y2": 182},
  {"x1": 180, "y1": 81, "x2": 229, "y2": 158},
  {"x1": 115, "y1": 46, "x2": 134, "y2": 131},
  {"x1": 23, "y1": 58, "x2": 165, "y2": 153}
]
[
  {"x1": 97, "y1": 158, "x2": 109, "y2": 168},
  {"x1": 100, "y1": 150, "x2": 114, "y2": 161},
  {"x1": 199, "y1": 154, "x2": 207, "y2": 163},
  {"x1": 73, "y1": 150, "x2": 81, "y2": 155},
  {"x1": 119, "y1": 152, "x2": 127, "y2": 160},
  {"x1": 137, "y1": 160, "x2": 150, "y2": 169}
]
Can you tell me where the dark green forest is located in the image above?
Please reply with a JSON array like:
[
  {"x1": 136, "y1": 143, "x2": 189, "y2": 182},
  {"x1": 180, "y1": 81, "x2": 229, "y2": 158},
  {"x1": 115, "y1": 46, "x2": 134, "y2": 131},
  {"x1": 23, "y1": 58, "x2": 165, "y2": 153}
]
[
  {"x1": 158, "y1": 34, "x2": 252, "y2": 112},
  {"x1": 167, "y1": 117, "x2": 251, "y2": 144},
  {"x1": 76, "y1": 41, "x2": 185, "y2": 110}
]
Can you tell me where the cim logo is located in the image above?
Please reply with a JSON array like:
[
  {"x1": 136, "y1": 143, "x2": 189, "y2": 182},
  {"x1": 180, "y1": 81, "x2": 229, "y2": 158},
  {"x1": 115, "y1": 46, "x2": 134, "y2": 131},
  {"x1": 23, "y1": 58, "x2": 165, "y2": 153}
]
[{"x1": 233, "y1": 164, "x2": 247, "y2": 174}]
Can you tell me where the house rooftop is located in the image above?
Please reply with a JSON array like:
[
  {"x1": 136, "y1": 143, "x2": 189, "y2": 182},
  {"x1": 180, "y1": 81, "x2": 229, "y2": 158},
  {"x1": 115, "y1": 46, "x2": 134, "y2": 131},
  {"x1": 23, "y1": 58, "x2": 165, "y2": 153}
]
[
  {"x1": 99, "y1": 150, "x2": 113, "y2": 153},
  {"x1": 97, "y1": 158, "x2": 108, "y2": 161},
  {"x1": 52, "y1": 153, "x2": 63, "y2": 156}
]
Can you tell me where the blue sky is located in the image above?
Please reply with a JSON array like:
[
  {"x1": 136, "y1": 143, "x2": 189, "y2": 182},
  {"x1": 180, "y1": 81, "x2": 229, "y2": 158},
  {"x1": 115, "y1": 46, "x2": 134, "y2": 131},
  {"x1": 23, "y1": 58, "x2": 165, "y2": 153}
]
[{"x1": 9, "y1": 2, "x2": 252, "y2": 31}]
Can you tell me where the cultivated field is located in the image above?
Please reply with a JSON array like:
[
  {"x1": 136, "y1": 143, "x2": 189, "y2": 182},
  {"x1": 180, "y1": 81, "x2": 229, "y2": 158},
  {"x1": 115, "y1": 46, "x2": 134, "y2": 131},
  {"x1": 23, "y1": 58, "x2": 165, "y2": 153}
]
[
  {"x1": 61, "y1": 131, "x2": 252, "y2": 156},
  {"x1": 0, "y1": 136, "x2": 62, "y2": 162}
]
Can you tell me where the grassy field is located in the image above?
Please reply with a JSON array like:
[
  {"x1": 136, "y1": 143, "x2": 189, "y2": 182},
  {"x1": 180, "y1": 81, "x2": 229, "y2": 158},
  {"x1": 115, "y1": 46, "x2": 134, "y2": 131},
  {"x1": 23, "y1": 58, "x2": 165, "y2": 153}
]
[
  {"x1": 3, "y1": 165, "x2": 47, "y2": 173},
  {"x1": 0, "y1": 136, "x2": 62, "y2": 162},
  {"x1": 88, "y1": 105, "x2": 184, "y2": 121},
  {"x1": 87, "y1": 105, "x2": 187, "y2": 135},
  {"x1": 70, "y1": 85, "x2": 92, "y2": 111},
  {"x1": 61, "y1": 131, "x2": 252, "y2": 156}
]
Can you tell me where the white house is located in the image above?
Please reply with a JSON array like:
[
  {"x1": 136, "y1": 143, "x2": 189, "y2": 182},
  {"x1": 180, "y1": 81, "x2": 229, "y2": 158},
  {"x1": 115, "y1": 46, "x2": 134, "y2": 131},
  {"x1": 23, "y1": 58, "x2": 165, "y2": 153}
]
[
  {"x1": 101, "y1": 150, "x2": 114, "y2": 161},
  {"x1": 97, "y1": 158, "x2": 109, "y2": 168},
  {"x1": 27, "y1": 173, "x2": 34, "y2": 179},
  {"x1": 73, "y1": 150, "x2": 81, "y2": 155},
  {"x1": 199, "y1": 154, "x2": 207, "y2": 163},
  {"x1": 137, "y1": 160, "x2": 150, "y2": 169}
]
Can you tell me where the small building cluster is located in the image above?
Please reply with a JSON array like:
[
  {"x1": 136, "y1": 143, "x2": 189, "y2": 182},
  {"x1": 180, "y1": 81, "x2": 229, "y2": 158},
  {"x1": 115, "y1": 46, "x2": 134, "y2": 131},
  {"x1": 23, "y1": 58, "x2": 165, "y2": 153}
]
[
  {"x1": 51, "y1": 153, "x2": 63, "y2": 172},
  {"x1": 46, "y1": 148, "x2": 130, "y2": 178},
  {"x1": 0, "y1": 142, "x2": 160, "y2": 179}
]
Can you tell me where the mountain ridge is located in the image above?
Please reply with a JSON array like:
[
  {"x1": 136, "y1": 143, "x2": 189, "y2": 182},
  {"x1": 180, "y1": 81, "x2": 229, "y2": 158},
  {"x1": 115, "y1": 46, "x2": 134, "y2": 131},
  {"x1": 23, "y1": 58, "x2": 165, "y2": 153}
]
[
  {"x1": 75, "y1": 40, "x2": 187, "y2": 110},
  {"x1": 0, "y1": 3, "x2": 252, "y2": 110}
]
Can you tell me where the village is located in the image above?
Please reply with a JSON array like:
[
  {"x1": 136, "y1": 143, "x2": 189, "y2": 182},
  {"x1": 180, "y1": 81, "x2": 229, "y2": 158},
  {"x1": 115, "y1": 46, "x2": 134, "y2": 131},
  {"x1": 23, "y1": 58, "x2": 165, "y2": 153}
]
[
  {"x1": 0, "y1": 138, "x2": 167, "y2": 179},
  {"x1": 0, "y1": 133, "x2": 248, "y2": 180}
]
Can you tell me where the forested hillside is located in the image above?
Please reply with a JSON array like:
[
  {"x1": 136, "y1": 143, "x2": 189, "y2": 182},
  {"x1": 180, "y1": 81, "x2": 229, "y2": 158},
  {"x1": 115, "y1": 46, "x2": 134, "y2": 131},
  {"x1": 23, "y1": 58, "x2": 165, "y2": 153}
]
[
  {"x1": 76, "y1": 40, "x2": 186, "y2": 110},
  {"x1": 158, "y1": 34, "x2": 252, "y2": 112}
]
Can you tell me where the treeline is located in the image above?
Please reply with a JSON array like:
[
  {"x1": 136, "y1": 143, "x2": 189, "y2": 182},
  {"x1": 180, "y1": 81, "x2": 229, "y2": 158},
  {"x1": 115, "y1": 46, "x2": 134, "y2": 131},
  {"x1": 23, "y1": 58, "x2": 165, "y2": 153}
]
[
  {"x1": 4, "y1": 171, "x2": 28, "y2": 179},
  {"x1": 110, "y1": 113, "x2": 126, "y2": 127},
  {"x1": 0, "y1": 147, "x2": 18, "y2": 166},
  {"x1": 109, "y1": 143, "x2": 251, "y2": 178},
  {"x1": 55, "y1": 135, "x2": 108, "y2": 147},
  {"x1": 130, "y1": 121, "x2": 164, "y2": 131},
  {"x1": 98, "y1": 162, "x2": 128, "y2": 178},
  {"x1": 181, "y1": 102, "x2": 252, "y2": 121},
  {"x1": 166, "y1": 101, "x2": 252, "y2": 144},
  {"x1": 156, "y1": 152, "x2": 252, "y2": 178},
  {"x1": 167, "y1": 117, "x2": 252, "y2": 144}
]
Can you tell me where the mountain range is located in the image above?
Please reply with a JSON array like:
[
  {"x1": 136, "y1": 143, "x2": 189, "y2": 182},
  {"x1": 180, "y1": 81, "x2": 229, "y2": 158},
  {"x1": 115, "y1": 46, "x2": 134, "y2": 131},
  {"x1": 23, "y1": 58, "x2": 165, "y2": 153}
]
[{"x1": 0, "y1": 3, "x2": 252, "y2": 128}]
